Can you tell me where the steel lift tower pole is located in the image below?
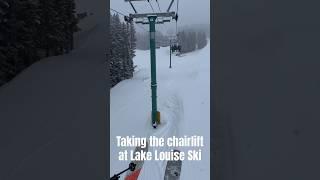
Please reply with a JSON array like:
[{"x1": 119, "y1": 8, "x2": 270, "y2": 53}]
[
  {"x1": 125, "y1": 0, "x2": 178, "y2": 128},
  {"x1": 148, "y1": 15, "x2": 158, "y2": 128}
]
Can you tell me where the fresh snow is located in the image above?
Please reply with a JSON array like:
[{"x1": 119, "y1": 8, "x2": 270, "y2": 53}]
[{"x1": 110, "y1": 42, "x2": 210, "y2": 180}]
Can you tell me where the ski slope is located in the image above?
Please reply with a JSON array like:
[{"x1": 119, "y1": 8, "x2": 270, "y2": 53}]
[
  {"x1": 0, "y1": 20, "x2": 107, "y2": 180},
  {"x1": 110, "y1": 42, "x2": 210, "y2": 180}
]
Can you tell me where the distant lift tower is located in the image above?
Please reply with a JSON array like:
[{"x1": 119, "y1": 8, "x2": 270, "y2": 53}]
[{"x1": 124, "y1": 0, "x2": 178, "y2": 128}]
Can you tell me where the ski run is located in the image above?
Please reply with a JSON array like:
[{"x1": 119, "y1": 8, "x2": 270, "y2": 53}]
[{"x1": 110, "y1": 41, "x2": 210, "y2": 180}]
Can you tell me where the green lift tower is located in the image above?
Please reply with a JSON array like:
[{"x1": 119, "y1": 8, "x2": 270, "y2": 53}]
[{"x1": 124, "y1": 0, "x2": 178, "y2": 128}]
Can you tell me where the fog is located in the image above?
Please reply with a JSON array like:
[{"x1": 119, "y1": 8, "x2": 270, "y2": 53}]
[{"x1": 110, "y1": 0, "x2": 210, "y2": 34}]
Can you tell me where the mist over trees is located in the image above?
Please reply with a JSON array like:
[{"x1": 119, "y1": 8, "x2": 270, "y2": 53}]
[
  {"x1": 177, "y1": 30, "x2": 207, "y2": 53},
  {"x1": 135, "y1": 26, "x2": 208, "y2": 54},
  {"x1": 109, "y1": 14, "x2": 136, "y2": 87},
  {"x1": 0, "y1": 0, "x2": 78, "y2": 86},
  {"x1": 197, "y1": 31, "x2": 207, "y2": 49}
]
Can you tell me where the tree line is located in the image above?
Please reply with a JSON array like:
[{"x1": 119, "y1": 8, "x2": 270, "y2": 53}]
[
  {"x1": 0, "y1": 0, "x2": 78, "y2": 86},
  {"x1": 135, "y1": 29, "x2": 207, "y2": 54},
  {"x1": 109, "y1": 14, "x2": 136, "y2": 87},
  {"x1": 177, "y1": 30, "x2": 207, "y2": 53}
]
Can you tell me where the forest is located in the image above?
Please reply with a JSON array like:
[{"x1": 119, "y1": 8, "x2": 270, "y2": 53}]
[
  {"x1": 0, "y1": 0, "x2": 78, "y2": 86},
  {"x1": 109, "y1": 14, "x2": 136, "y2": 87},
  {"x1": 177, "y1": 30, "x2": 207, "y2": 53}
]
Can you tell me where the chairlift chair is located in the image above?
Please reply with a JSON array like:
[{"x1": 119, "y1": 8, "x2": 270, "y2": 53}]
[{"x1": 171, "y1": 43, "x2": 181, "y2": 54}]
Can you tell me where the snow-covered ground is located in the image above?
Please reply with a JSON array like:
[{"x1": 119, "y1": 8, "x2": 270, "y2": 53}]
[
  {"x1": 0, "y1": 14, "x2": 107, "y2": 180},
  {"x1": 110, "y1": 42, "x2": 210, "y2": 179}
]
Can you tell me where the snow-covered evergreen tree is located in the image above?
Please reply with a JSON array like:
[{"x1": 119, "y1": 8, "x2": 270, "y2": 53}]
[
  {"x1": 0, "y1": 0, "x2": 39, "y2": 85},
  {"x1": 189, "y1": 31, "x2": 197, "y2": 51},
  {"x1": 38, "y1": 0, "x2": 59, "y2": 57},
  {"x1": 122, "y1": 23, "x2": 131, "y2": 79},
  {"x1": 197, "y1": 31, "x2": 207, "y2": 49},
  {"x1": 0, "y1": 0, "x2": 78, "y2": 86},
  {"x1": 178, "y1": 29, "x2": 207, "y2": 53},
  {"x1": 109, "y1": 13, "x2": 136, "y2": 87},
  {"x1": 128, "y1": 22, "x2": 136, "y2": 77},
  {"x1": 0, "y1": 0, "x2": 12, "y2": 84},
  {"x1": 178, "y1": 31, "x2": 188, "y2": 53},
  {"x1": 59, "y1": 0, "x2": 78, "y2": 53},
  {"x1": 129, "y1": 22, "x2": 136, "y2": 59},
  {"x1": 109, "y1": 13, "x2": 117, "y2": 86},
  {"x1": 114, "y1": 14, "x2": 125, "y2": 83},
  {"x1": 110, "y1": 14, "x2": 124, "y2": 86},
  {"x1": 38, "y1": 0, "x2": 77, "y2": 56}
]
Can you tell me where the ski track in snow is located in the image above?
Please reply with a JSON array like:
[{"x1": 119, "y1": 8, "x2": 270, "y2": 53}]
[
  {"x1": 139, "y1": 93, "x2": 183, "y2": 180},
  {"x1": 111, "y1": 42, "x2": 210, "y2": 180}
]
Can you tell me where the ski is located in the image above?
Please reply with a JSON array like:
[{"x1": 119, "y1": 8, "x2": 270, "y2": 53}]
[
  {"x1": 164, "y1": 149, "x2": 182, "y2": 180},
  {"x1": 124, "y1": 142, "x2": 149, "y2": 180}
]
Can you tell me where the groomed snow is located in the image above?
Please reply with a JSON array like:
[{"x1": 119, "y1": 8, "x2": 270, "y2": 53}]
[{"x1": 110, "y1": 42, "x2": 210, "y2": 180}]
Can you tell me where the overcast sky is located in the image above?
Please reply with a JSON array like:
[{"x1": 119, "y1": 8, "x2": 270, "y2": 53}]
[{"x1": 110, "y1": 0, "x2": 210, "y2": 33}]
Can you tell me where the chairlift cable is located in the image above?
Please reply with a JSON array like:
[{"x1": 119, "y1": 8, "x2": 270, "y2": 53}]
[
  {"x1": 156, "y1": 0, "x2": 162, "y2": 13},
  {"x1": 110, "y1": 8, "x2": 127, "y2": 17},
  {"x1": 148, "y1": 1, "x2": 155, "y2": 12},
  {"x1": 175, "y1": 0, "x2": 179, "y2": 36}
]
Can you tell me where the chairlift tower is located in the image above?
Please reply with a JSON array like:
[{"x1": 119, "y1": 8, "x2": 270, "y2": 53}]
[{"x1": 124, "y1": 0, "x2": 178, "y2": 128}]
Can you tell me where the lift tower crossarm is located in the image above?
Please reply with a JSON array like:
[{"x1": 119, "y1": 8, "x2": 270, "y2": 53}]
[
  {"x1": 129, "y1": 12, "x2": 176, "y2": 19},
  {"x1": 125, "y1": 0, "x2": 176, "y2": 14}
]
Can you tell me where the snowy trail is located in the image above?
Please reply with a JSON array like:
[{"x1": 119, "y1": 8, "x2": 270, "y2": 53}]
[
  {"x1": 110, "y1": 77, "x2": 184, "y2": 180},
  {"x1": 139, "y1": 93, "x2": 184, "y2": 180},
  {"x1": 111, "y1": 42, "x2": 210, "y2": 180}
]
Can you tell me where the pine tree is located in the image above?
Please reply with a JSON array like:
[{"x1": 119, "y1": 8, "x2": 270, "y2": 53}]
[
  {"x1": 41, "y1": 0, "x2": 77, "y2": 55},
  {"x1": 62, "y1": 0, "x2": 78, "y2": 52},
  {"x1": 110, "y1": 14, "x2": 124, "y2": 85},
  {"x1": 190, "y1": 31, "x2": 196, "y2": 51},
  {"x1": 178, "y1": 31, "x2": 188, "y2": 53},
  {"x1": 178, "y1": 30, "x2": 204, "y2": 53},
  {"x1": 121, "y1": 23, "x2": 130, "y2": 79},
  {"x1": 0, "y1": 0, "x2": 39, "y2": 84},
  {"x1": 129, "y1": 22, "x2": 136, "y2": 59},
  {"x1": 115, "y1": 15, "x2": 126, "y2": 82},
  {"x1": 38, "y1": 0, "x2": 59, "y2": 57},
  {"x1": 0, "y1": 0, "x2": 78, "y2": 86},
  {"x1": 127, "y1": 22, "x2": 136, "y2": 78},
  {"x1": 197, "y1": 31, "x2": 207, "y2": 49},
  {"x1": 109, "y1": 13, "x2": 116, "y2": 86},
  {"x1": 0, "y1": 0, "x2": 13, "y2": 83},
  {"x1": 53, "y1": 0, "x2": 66, "y2": 54},
  {"x1": 110, "y1": 14, "x2": 119, "y2": 86},
  {"x1": 109, "y1": 13, "x2": 136, "y2": 87}
]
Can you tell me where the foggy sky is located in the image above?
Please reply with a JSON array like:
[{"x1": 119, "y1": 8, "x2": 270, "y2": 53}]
[{"x1": 110, "y1": 0, "x2": 210, "y2": 33}]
